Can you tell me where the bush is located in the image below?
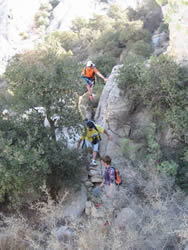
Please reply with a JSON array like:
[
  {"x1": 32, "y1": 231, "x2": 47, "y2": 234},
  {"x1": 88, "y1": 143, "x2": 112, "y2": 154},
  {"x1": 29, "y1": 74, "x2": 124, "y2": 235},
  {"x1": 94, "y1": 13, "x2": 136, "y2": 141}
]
[
  {"x1": 45, "y1": 31, "x2": 78, "y2": 52},
  {"x1": 34, "y1": 3, "x2": 52, "y2": 30},
  {"x1": 118, "y1": 54, "x2": 145, "y2": 91},
  {"x1": 128, "y1": 40, "x2": 153, "y2": 58},
  {"x1": 120, "y1": 138, "x2": 137, "y2": 161},
  {"x1": 92, "y1": 54, "x2": 117, "y2": 77},
  {"x1": 159, "y1": 22, "x2": 169, "y2": 34},
  {"x1": 118, "y1": 54, "x2": 188, "y2": 190},
  {"x1": 157, "y1": 160, "x2": 178, "y2": 176},
  {"x1": 126, "y1": 7, "x2": 138, "y2": 21}
]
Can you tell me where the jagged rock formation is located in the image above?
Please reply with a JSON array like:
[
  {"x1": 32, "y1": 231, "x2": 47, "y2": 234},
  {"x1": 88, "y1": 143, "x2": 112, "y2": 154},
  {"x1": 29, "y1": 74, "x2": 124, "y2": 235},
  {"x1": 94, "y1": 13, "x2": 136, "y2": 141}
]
[
  {"x1": 164, "y1": 0, "x2": 188, "y2": 65},
  {"x1": 0, "y1": 0, "x2": 43, "y2": 74},
  {"x1": 152, "y1": 30, "x2": 169, "y2": 55},
  {"x1": 95, "y1": 65, "x2": 154, "y2": 162}
]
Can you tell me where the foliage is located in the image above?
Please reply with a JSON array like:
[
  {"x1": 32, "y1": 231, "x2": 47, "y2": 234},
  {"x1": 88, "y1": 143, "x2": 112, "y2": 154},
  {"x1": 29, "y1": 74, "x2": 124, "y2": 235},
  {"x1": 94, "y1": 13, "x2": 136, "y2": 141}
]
[
  {"x1": 159, "y1": 22, "x2": 169, "y2": 34},
  {"x1": 118, "y1": 54, "x2": 188, "y2": 188},
  {"x1": 107, "y1": 4, "x2": 128, "y2": 22},
  {"x1": 157, "y1": 160, "x2": 178, "y2": 176},
  {"x1": 88, "y1": 14, "x2": 113, "y2": 33},
  {"x1": 34, "y1": 3, "x2": 52, "y2": 31},
  {"x1": 2, "y1": 42, "x2": 85, "y2": 205},
  {"x1": 136, "y1": 0, "x2": 160, "y2": 18},
  {"x1": 126, "y1": 7, "x2": 138, "y2": 21},
  {"x1": 127, "y1": 40, "x2": 153, "y2": 58},
  {"x1": 45, "y1": 31, "x2": 78, "y2": 52},
  {"x1": 164, "y1": 1, "x2": 179, "y2": 23},
  {"x1": 92, "y1": 54, "x2": 117, "y2": 77},
  {"x1": 118, "y1": 54, "x2": 145, "y2": 90},
  {"x1": 144, "y1": 123, "x2": 161, "y2": 166},
  {"x1": 71, "y1": 17, "x2": 88, "y2": 35},
  {"x1": 156, "y1": 0, "x2": 168, "y2": 6},
  {"x1": 118, "y1": 55, "x2": 188, "y2": 140},
  {"x1": 120, "y1": 138, "x2": 137, "y2": 161}
]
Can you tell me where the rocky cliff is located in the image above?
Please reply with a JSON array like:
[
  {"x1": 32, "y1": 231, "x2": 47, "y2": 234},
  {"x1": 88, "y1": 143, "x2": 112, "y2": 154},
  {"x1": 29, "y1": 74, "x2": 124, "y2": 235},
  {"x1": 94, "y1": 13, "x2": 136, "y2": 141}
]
[{"x1": 164, "y1": 0, "x2": 188, "y2": 65}]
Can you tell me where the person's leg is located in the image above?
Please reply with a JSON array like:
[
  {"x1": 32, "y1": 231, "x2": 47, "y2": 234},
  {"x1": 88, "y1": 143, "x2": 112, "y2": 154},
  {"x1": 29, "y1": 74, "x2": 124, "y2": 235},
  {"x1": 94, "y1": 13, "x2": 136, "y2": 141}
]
[
  {"x1": 80, "y1": 76, "x2": 93, "y2": 100},
  {"x1": 92, "y1": 143, "x2": 99, "y2": 161},
  {"x1": 86, "y1": 84, "x2": 94, "y2": 101},
  {"x1": 85, "y1": 140, "x2": 93, "y2": 157}
]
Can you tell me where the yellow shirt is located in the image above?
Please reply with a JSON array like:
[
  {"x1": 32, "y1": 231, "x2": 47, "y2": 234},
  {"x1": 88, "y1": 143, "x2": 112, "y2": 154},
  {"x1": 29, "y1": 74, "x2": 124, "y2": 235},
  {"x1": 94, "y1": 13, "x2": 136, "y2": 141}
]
[{"x1": 80, "y1": 125, "x2": 104, "y2": 142}]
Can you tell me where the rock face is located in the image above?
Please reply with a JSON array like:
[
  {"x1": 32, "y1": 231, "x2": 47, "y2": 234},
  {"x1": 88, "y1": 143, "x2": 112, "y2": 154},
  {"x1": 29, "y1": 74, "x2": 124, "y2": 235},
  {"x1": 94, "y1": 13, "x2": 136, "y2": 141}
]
[
  {"x1": 143, "y1": 2, "x2": 163, "y2": 33},
  {"x1": 0, "y1": 0, "x2": 43, "y2": 74},
  {"x1": 164, "y1": 0, "x2": 188, "y2": 65},
  {"x1": 95, "y1": 65, "x2": 153, "y2": 160},
  {"x1": 48, "y1": 0, "x2": 107, "y2": 32},
  {"x1": 61, "y1": 185, "x2": 87, "y2": 218},
  {"x1": 152, "y1": 31, "x2": 169, "y2": 56}
]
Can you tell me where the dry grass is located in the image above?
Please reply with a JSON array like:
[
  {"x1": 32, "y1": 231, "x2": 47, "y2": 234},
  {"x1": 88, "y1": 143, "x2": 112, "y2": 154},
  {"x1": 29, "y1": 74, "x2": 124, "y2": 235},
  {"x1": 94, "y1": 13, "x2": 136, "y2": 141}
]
[{"x1": 0, "y1": 171, "x2": 187, "y2": 250}]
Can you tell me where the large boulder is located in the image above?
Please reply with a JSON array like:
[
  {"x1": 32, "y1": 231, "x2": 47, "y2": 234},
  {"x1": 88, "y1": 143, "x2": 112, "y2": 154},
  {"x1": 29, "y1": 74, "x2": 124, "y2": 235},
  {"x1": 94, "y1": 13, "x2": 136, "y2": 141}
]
[
  {"x1": 95, "y1": 65, "x2": 153, "y2": 160},
  {"x1": 61, "y1": 185, "x2": 87, "y2": 218}
]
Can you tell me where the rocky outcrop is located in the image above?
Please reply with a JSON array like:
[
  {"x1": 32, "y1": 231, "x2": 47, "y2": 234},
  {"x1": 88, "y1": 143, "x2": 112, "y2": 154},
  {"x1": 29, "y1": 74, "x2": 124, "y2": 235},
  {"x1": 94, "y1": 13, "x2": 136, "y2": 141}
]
[
  {"x1": 164, "y1": 1, "x2": 188, "y2": 65},
  {"x1": 152, "y1": 31, "x2": 169, "y2": 56},
  {"x1": 95, "y1": 65, "x2": 153, "y2": 161},
  {"x1": 143, "y1": 3, "x2": 163, "y2": 33},
  {"x1": 60, "y1": 185, "x2": 87, "y2": 218},
  {"x1": 0, "y1": 0, "x2": 43, "y2": 74}
]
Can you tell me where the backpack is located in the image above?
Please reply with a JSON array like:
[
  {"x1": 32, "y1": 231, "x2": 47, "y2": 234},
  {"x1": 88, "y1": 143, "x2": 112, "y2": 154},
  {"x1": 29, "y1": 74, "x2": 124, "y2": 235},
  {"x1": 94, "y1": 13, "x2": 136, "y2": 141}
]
[
  {"x1": 84, "y1": 66, "x2": 96, "y2": 83},
  {"x1": 110, "y1": 167, "x2": 121, "y2": 185}
]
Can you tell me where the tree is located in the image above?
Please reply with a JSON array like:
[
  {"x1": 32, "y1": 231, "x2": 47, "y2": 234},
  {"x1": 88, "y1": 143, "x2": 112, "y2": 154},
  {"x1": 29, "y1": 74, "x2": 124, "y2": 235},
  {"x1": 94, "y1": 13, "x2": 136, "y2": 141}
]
[
  {"x1": 71, "y1": 17, "x2": 88, "y2": 35},
  {"x1": 2, "y1": 42, "x2": 85, "y2": 205}
]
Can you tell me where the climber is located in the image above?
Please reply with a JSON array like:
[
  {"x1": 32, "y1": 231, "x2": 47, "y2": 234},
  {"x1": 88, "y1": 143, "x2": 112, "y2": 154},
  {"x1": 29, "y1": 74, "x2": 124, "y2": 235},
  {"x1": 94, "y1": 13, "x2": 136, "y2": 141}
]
[
  {"x1": 77, "y1": 120, "x2": 112, "y2": 166},
  {"x1": 81, "y1": 60, "x2": 107, "y2": 101},
  {"x1": 100, "y1": 155, "x2": 116, "y2": 197}
]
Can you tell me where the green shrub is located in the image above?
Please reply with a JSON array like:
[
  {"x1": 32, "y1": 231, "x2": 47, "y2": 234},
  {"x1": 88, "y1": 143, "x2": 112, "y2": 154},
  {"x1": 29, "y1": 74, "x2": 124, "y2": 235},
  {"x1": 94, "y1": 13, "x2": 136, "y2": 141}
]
[
  {"x1": 157, "y1": 160, "x2": 178, "y2": 176},
  {"x1": 118, "y1": 54, "x2": 188, "y2": 189},
  {"x1": 88, "y1": 14, "x2": 113, "y2": 33},
  {"x1": 118, "y1": 54, "x2": 145, "y2": 91},
  {"x1": 128, "y1": 40, "x2": 153, "y2": 58},
  {"x1": 126, "y1": 7, "x2": 138, "y2": 21},
  {"x1": 159, "y1": 23, "x2": 169, "y2": 34},
  {"x1": 144, "y1": 123, "x2": 161, "y2": 166},
  {"x1": 120, "y1": 138, "x2": 137, "y2": 161},
  {"x1": 45, "y1": 31, "x2": 78, "y2": 52},
  {"x1": 71, "y1": 17, "x2": 88, "y2": 34},
  {"x1": 92, "y1": 54, "x2": 117, "y2": 77},
  {"x1": 107, "y1": 3, "x2": 128, "y2": 22},
  {"x1": 34, "y1": 3, "x2": 52, "y2": 30}
]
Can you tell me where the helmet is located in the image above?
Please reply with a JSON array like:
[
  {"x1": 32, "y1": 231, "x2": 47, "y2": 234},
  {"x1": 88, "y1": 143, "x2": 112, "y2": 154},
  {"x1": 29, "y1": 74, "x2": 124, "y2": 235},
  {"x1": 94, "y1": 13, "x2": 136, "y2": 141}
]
[
  {"x1": 87, "y1": 120, "x2": 94, "y2": 128},
  {"x1": 86, "y1": 60, "x2": 93, "y2": 67}
]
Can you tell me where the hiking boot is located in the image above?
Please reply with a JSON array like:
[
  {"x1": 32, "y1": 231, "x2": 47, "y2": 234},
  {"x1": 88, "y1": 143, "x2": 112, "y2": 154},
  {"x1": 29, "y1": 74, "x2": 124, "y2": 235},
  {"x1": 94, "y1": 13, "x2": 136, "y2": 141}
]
[{"x1": 91, "y1": 159, "x2": 97, "y2": 166}]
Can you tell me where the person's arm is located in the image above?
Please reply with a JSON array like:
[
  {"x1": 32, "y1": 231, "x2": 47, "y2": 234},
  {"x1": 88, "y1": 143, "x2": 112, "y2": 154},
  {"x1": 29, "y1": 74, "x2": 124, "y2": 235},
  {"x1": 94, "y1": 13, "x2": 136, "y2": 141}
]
[
  {"x1": 104, "y1": 129, "x2": 112, "y2": 141},
  {"x1": 81, "y1": 67, "x2": 86, "y2": 76},
  {"x1": 100, "y1": 167, "x2": 106, "y2": 188},
  {"x1": 96, "y1": 72, "x2": 107, "y2": 83}
]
